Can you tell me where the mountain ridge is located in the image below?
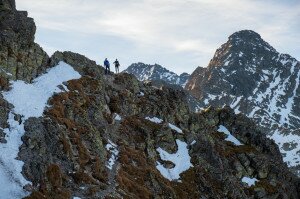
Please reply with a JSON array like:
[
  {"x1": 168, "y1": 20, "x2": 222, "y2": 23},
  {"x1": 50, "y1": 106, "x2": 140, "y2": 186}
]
[
  {"x1": 186, "y1": 29, "x2": 300, "y2": 175},
  {"x1": 0, "y1": 2, "x2": 299, "y2": 198},
  {"x1": 124, "y1": 62, "x2": 190, "y2": 88}
]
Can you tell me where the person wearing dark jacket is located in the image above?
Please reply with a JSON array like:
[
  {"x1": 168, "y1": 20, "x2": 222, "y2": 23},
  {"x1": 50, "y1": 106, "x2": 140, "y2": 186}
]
[
  {"x1": 113, "y1": 59, "x2": 120, "y2": 74},
  {"x1": 104, "y1": 58, "x2": 110, "y2": 75}
]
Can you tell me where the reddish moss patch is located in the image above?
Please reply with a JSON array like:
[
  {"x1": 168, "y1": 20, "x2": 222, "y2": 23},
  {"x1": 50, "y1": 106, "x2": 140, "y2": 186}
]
[
  {"x1": 0, "y1": 76, "x2": 9, "y2": 90},
  {"x1": 25, "y1": 164, "x2": 71, "y2": 199},
  {"x1": 91, "y1": 156, "x2": 108, "y2": 182},
  {"x1": 117, "y1": 146, "x2": 153, "y2": 199},
  {"x1": 215, "y1": 142, "x2": 258, "y2": 157},
  {"x1": 103, "y1": 112, "x2": 113, "y2": 124},
  {"x1": 78, "y1": 141, "x2": 91, "y2": 167},
  {"x1": 72, "y1": 170, "x2": 98, "y2": 184},
  {"x1": 118, "y1": 116, "x2": 149, "y2": 144},
  {"x1": 108, "y1": 96, "x2": 121, "y2": 113},
  {"x1": 46, "y1": 164, "x2": 63, "y2": 188},
  {"x1": 172, "y1": 168, "x2": 201, "y2": 198},
  {"x1": 60, "y1": 135, "x2": 72, "y2": 158},
  {"x1": 24, "y1": 191, "x2": 47, "y2": 199},
  {"x1": 225, "y1": 145, "x2": 258, "y2": 157}
]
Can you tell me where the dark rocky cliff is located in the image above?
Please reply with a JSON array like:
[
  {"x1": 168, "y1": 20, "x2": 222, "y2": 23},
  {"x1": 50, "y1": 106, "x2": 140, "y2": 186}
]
[{"x1": 0, "y1": 0, "x2": 49, "y2": 83}]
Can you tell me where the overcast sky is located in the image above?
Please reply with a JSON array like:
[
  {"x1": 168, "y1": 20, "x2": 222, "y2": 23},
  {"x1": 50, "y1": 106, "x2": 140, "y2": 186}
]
[{"x1": 16, "y1": 0, "x2": 300, "y2": 74}]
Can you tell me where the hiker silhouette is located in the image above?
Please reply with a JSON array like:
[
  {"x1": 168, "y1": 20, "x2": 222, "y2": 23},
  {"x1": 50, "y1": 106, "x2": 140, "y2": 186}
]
[
  {"x1": 114, "y1": 59, "x2": 120, "y2": 74},
  {"x1": 104, "y1": 58, "x2": 110, "y2": 75}
]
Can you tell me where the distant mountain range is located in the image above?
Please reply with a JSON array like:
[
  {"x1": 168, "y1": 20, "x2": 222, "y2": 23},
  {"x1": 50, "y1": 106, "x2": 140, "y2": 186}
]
[
  {"x1": 124, "y1": 30, "x2": 300, "y2": 176},
  {"x1": 125, "y1": 63, "x2": 190, "y2": 88}
]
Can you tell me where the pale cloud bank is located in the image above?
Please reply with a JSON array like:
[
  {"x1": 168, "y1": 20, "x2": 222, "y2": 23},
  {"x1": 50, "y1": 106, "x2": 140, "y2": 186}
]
[{"x1": 16, "y1": 0, "x2": 300, "y2": 74}]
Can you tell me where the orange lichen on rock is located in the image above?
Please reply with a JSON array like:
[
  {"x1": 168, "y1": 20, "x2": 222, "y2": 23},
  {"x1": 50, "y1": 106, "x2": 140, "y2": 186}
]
[
  {"x1": 25, "y1": 164, "x2": 71, "y2": 199},
  {"x1": 72, "y1": 170, "x2": 98, "y2": 184},
  {"x1": 46, "y1": 164, "x2": 63, "y2": 188},
  {"x1": 0, "y1": 76, "x2": 9, "y2": 90},
  {"x1": 117, "y1": 146, "x2": 153, "y2": 199}
]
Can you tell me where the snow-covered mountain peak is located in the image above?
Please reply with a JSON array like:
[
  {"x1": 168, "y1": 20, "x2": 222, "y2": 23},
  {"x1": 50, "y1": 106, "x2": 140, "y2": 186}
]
[
  {"x1": 186, "y1": 30, "x2": 300, "y2": 175},
  {"x1": 124, "y1": 62, "x2": 190, "y2": 87},
  {"x1": 212, "y1": 30, "x2": 278, "y2": 72}
]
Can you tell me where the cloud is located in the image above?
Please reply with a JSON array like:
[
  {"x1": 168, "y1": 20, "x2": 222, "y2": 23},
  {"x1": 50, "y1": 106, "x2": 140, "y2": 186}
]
[{"x1": 16, "y1": 0, "x2": 300, "y2": 74}]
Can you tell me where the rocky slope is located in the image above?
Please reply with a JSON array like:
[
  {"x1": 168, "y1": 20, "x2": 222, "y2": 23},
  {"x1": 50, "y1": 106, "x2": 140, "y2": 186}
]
[
  {"x1": 124, "y1": 63, "x2": 202, "y2": 112},
  {"x1": 0, "y1": 1, "x2": 299, "y2": 199},
  {"x1": 20, "y1": 69, "x2": 300, "y2": 198},
  {"x1": 186, "y1": 30, "x2": 300, "y2": 176},
  {"x1": 125, "y1": 62, "x2": 190, "y2": 88}
]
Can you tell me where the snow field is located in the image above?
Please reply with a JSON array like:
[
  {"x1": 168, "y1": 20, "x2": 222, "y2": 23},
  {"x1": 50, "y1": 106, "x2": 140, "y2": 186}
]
[{"x1": 0, "y1": 61, "x2": 81, "y2": 198}]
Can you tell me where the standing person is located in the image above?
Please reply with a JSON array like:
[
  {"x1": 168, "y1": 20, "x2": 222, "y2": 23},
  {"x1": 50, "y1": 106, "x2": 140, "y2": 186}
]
[
  {"x1": 104, "y1": 58, "x2": 110, "y2": 75},
  {"x1": 114, "y1": 59, "x2": 120, "y2": 74}
]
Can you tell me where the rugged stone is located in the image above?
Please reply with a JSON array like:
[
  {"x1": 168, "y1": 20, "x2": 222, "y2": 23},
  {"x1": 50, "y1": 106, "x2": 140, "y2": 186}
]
[
  {"x1": 0, "y1": 95, "x2": 10, "y2": 127},
  {"x1": 0, "y1": 0, "x2": 16, "y2": 11},
  {"x1": 0, "y1": 129, "x2": 6, "y2": 143},
  {"x1": 50, "y1": 51, "x2": 104, "y2": 78},
  {"x1": 0, "y1": 0, "x2": 49, "y2": 83}
]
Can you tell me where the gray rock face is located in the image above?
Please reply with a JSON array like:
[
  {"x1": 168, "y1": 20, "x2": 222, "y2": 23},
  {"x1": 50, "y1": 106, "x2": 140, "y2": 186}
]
[
  {"x1": 50, "y1": 51, "x2": 104, "y2": 78},
  {"x1": 125, "y1": 62, "x2": 190, "y2": 87},
  {"x1": 0, "y1": 0, "x2": 49, "y2": 83},
  {"x1": 186, "y1": 30, "x2": 300, "y2": 176},
  {"x1": 0, "y1": 0, "x2": 16, "y2": 11}
]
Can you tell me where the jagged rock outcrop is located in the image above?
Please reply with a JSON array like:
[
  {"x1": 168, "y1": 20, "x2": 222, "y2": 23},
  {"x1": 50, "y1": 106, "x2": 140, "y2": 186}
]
[
  {"x1": 0, "y1": 0, "x2": 15, "y2": 11},
  {"x1": 124, "y1": 63, "x2": 202, "y2": 111},
  {"x1": 0, "y1": 0, "x2": 49, "y2": 83},
  {"x1": 186, "y1": 30, "x2": 300, "y2": 176},
  {"x1": 50, "y1": 51, "x2": 104, "y2": 78},
  {"x1": 125, "y1": 62, "x2": 190, "y2": 88}
]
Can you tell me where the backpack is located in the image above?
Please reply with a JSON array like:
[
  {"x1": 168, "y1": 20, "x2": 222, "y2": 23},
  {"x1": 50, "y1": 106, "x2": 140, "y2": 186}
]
[{"x1": 104, "y1": 60, "x2": 110, "y2": 67}]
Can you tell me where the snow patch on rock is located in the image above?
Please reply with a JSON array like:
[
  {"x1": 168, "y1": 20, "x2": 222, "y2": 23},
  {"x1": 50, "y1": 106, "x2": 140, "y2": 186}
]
[
  {"x1": 217, "y1": 125, "x2": 243, "y2": 146},
  {"x1": 156, "y1": 139, "x2": 193, "y2": 181},
  {"x1": 114, "y1": 114, "x2": 122, "y2": 121},
  {"x1": 105, "y1": 140, "x2": 119, "y2": 170},
  {"x1": 242, "y1": 177, "x2": 259, "y2": 186},
  {"x1": 168, "y1": 123, "x2": 183, "y2": 134},
  {"x1": 145, "y1": 116, "x2": 163, "y2": 124}
]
